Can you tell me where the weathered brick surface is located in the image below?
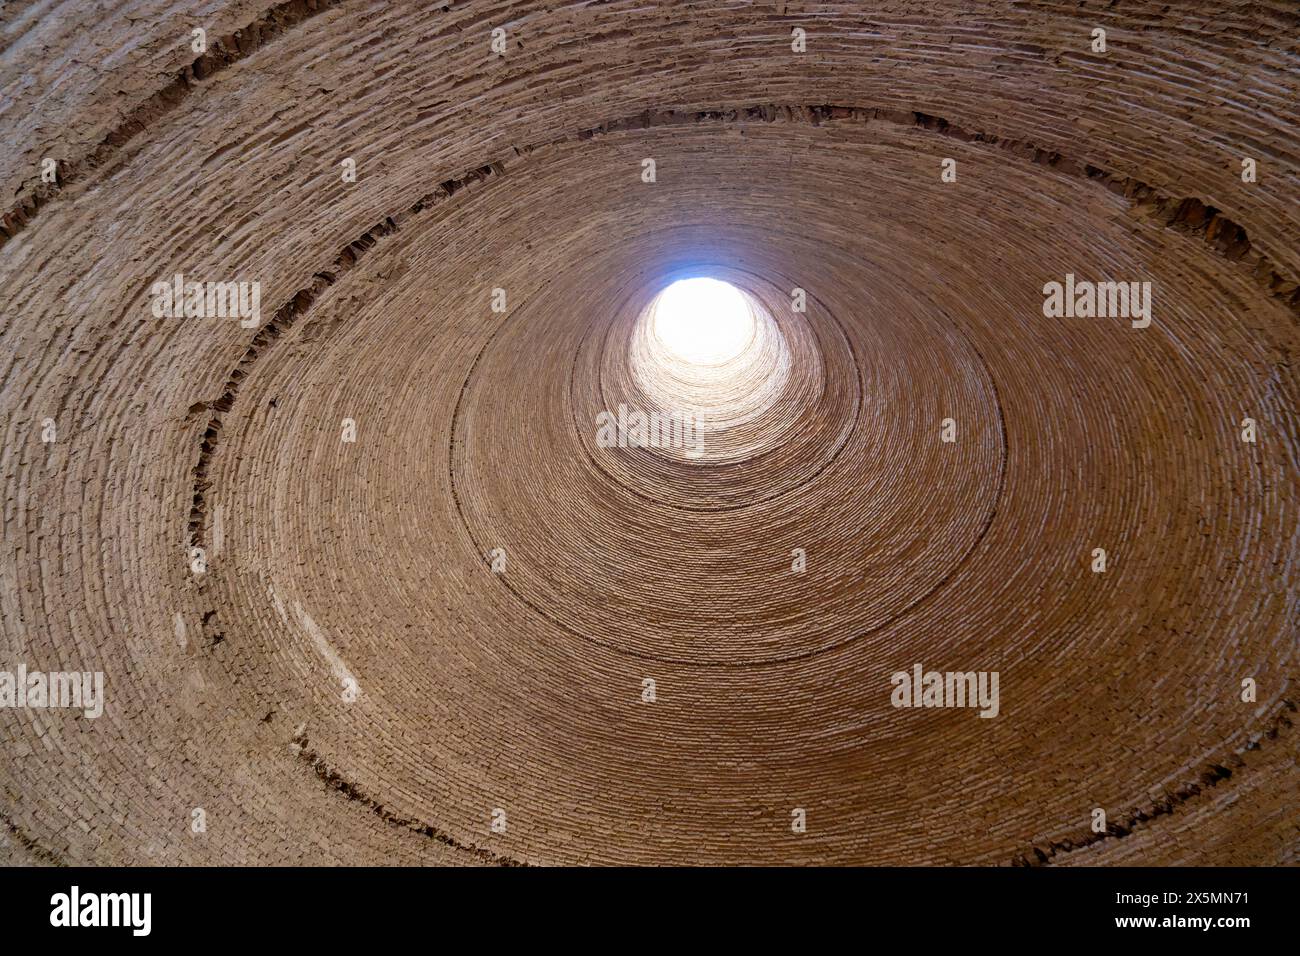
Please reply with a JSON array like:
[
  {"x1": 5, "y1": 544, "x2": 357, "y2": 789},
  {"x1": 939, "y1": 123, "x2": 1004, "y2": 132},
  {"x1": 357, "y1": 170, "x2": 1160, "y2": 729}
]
[{"x1": 0, "y1": 1, "x2": 1295, "y2": 865}]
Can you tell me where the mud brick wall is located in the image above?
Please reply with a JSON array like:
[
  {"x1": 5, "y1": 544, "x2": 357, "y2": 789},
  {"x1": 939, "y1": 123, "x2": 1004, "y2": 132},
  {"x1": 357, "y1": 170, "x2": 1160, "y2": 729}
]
[{"x1": 0, "y1": 1, "x2": 1296, "y2": 865}]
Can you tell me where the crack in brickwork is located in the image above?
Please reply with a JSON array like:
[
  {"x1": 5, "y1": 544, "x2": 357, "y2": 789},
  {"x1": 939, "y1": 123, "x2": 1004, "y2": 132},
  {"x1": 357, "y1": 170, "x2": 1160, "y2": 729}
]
[
  {"x1": 0, "y1": 0, "x2": 347, "y2": 249},
  {"x1": 1011, "y1": 698, "x2": 1296, "y2": 866},
  {"x1": 0, "y1": 811, "x2": 66, "y2": 867},
  {"x1": 291, "y1": 730, "x2": 527, "y2": 867}
]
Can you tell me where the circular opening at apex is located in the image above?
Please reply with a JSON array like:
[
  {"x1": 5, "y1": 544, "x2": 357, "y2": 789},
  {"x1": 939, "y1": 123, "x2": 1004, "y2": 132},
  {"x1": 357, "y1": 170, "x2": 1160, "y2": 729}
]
[{"x1": 650, "y1": 277, "x2": 756, "y2": 366}]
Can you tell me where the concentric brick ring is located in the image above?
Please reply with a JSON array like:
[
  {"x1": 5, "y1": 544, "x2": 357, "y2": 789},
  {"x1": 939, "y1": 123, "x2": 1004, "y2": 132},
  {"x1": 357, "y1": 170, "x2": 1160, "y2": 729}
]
[
  {"x1": 1, "y1": 2, "x2": 1297, "y2": 867},
  {"x1": 451, "y1": 227, "x2": 1007, "y2": 664}
]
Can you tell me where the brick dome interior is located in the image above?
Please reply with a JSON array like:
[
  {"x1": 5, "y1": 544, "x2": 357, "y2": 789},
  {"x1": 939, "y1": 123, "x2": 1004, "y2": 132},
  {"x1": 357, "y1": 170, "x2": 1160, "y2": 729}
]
[{"x1": 1, "y1": 1, "x2": 1297, "y2": 865}]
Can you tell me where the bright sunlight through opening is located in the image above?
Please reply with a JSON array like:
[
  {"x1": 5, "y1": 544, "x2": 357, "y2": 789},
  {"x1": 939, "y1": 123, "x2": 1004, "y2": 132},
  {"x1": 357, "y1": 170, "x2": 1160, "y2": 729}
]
[{"x1": 650, "y1": 278, "x2": 756, "y2": 365}]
